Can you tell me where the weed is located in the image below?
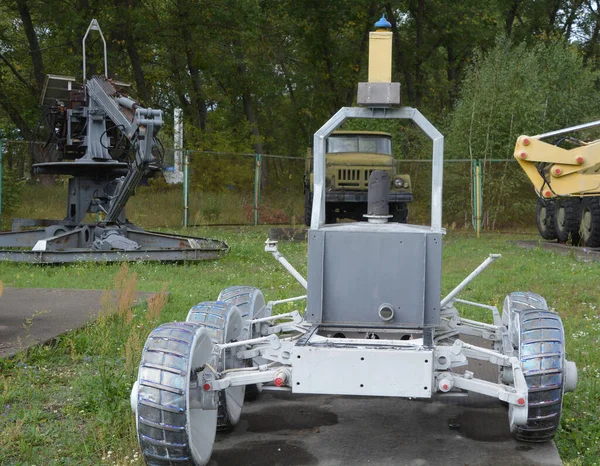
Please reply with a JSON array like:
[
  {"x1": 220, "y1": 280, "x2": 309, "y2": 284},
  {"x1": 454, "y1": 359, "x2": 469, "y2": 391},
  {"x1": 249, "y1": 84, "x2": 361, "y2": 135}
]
[{"x1": 147, "y1": 282, "x2": 168, "y2": 323}]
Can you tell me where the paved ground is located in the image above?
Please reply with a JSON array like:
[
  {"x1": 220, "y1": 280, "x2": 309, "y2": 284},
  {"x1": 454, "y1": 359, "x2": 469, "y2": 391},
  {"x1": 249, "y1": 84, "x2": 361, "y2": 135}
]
[
  {"x1": 0, "y1": 287, "x2": 154, "y2": 358},
  {"x1": 0, "y1": 287, "x2": 563, "y2": 465},
  {"x1": 210, "y1": 387, "x2": 562, "y2": 466},
  {"x1": 514, "y1": 239, "x2": 600, "y2": 261}
]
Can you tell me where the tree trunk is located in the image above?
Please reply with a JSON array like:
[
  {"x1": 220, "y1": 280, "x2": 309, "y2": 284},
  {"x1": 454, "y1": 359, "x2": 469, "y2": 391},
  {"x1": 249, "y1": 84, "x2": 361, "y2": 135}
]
[
  {"x1": 112, "y1": 0, "x2": 150, "y2": 102},
  {"x1": 546, "y1": 0, "x2": 562, "y2": 33},
  {"x1": 0, "y1": 93, "x2": 33, "y2": 140},
  {"x1": 415, "y1": 0, "x2": 424, "y2": 107},
  {"x1": 125, "y1": 39, "x2": 149, "y2": 102},
  {"x1": 584, "y1": 1, "x2": 600, "y2": 66},
  {"x1": 15, "y1": 0, "x2": 45, "y2": 91},
  {"x1": 446, "y1": 43, "x2": 460, "y2": 106},
  {"x1": 562, "y1": 1, "x2": 583, "y2": 40},
  {"x1": 177, "y1": 0, "x2": 207, "y2": 131},
  {"x1": 505, "y1": 0, "x2": 522, "y2": 37}
]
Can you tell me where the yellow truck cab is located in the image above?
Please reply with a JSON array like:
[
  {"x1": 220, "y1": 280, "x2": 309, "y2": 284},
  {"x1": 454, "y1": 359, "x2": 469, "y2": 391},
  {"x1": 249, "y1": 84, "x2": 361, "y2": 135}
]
[{"x1": 304, "y1": 130, "x2": 412, "y2": 225}]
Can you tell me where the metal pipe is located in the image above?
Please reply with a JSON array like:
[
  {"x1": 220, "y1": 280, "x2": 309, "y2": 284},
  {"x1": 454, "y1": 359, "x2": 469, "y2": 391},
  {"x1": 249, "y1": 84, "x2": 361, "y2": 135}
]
[
  {"x1": 533, "y1": 119, "x2": 600, "y2": 140},
  {"x1": 174, "y1": 108, "x2": 183, "y2": 173},
  {"x1": 251, "y1": 310, "x2": 302, "y2": 324},
  {"x1": 0, "y1": 139, "x2": 3, "y2": 231},
  {"x1": 267, "y1": 295, "x2": 307, "y2": 306},
  {"x1": 82, "y1": 19, "x2": 108, "y2": 82},
  {"x1": 183, "y1": 153, "x2": 189, "y2": 227},
  {"x1": 265, "y1": 240, "x2": 308, "y2": 289},
  {"x1": 440, "y1": 254, "x2": 501, "y2": 308},
  {"x1": 454, "y1": 298, "x2": 498, "y2": 312},
  {"x1": 475, "y1": 161, "x2": 482, "y2": 237},
  {"x1": 254, "y1": 154, "x2": 262, "y2": 226}
]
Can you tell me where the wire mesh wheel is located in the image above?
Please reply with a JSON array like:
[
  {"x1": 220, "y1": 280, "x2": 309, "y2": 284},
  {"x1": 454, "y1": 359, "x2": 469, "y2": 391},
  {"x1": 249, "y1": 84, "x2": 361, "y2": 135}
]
[
  {"x1": 553, "y1": 197, "x2": 581, "y2": 244},
  {"x1": 133, "y1": 322, "x2": 217, "y2": 466},
  {"x1": 511, "y1": 309, "x2": 567, "y2": 441},
  {"x1": 217, "y1": 286, "x2": 269, "y2": 402},
  {"x1": 186, "y1": 301, "x2": 245, "y2": 431},
  {"x1": 580, "y1": 197, "x2": 600, "y2": 247},
  {"x1": 535, "y1": 197, "x2": 557, "y2": 240}
]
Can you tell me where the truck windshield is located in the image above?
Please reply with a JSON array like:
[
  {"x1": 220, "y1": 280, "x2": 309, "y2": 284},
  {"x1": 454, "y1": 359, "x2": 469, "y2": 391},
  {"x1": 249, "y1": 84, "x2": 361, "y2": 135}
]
[{"x1": 327, "y1": 135, "x2": 392, "y2": 155}]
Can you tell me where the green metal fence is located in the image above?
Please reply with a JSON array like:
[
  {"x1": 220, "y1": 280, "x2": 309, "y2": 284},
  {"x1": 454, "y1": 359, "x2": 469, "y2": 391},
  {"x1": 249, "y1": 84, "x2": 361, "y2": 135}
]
[{"x1": 0, "y1": 140, "x2": 538, "y2": 231}]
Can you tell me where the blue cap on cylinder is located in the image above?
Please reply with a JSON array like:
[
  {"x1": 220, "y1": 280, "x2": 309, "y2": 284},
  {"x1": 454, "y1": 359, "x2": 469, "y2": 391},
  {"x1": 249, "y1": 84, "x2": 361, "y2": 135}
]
[{"x1": 374, "y1": 14, "x2": 391, "y2": 29}]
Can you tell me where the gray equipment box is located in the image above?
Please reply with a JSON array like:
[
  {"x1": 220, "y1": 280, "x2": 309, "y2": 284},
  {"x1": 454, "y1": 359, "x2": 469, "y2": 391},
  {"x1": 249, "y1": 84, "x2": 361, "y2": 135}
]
[{"x1": 307, "y1": 222, "x2": 442, "y2": 328}]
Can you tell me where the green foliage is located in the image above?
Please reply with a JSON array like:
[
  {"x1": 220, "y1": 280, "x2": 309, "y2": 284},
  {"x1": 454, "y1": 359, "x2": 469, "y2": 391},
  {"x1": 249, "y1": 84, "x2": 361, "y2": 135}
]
[
  {"x1": 447, "y1": 38, "x2": 600, "y2": 161},
  {"x1": 444, "y1": 38, "x2": 600, "y2": 228},
  {"x1": 1, "y1": 152, "x2": 25, "y2": 228}
]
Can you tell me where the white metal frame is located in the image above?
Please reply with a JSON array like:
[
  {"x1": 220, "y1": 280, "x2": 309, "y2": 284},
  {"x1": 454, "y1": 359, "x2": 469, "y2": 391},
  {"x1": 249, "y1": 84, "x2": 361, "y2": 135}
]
[{"x1": 311, "y1": 107, "x2": 444, "y2": 232}]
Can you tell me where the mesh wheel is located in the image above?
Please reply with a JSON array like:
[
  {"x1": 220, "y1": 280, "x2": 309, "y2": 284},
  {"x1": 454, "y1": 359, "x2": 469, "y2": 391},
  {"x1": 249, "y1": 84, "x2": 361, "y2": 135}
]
[
  {"x1": 535, "y1": 198, "x2": 557, "y2": 240},
  {"x1": 186, "y1": 302, "x2": 245, "y2": 432},
  {"x1": 580, "y1": 197, "x2": 600, "y2": 247},
  {"x1": 217, "y1": 286, "x2": 269, "y2": 402},
  {"x1": 134, "y1": 322, "x2": 217, "y2": 466},
  {"x1": 554, "y1": 197, "x2": 581, "y2": 244},
  {"x1": 512, "y1": 310, "x2": 566, "y2": 442},
  {"x1": 502, "y1": 292, "x2": 548, "y2": 347}
]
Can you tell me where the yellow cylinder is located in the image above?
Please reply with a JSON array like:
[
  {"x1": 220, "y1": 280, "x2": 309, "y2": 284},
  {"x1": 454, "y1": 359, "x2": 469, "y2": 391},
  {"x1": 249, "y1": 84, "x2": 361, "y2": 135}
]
[{"x1": 368, "y1": 31, "x2": 392, "y2": 83}]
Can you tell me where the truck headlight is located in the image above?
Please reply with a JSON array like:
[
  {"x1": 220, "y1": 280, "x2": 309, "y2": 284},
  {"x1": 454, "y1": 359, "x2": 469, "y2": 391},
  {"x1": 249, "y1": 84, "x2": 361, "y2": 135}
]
[{"x1": 393, "y1": 177, "x2": 405, "y2": 188}]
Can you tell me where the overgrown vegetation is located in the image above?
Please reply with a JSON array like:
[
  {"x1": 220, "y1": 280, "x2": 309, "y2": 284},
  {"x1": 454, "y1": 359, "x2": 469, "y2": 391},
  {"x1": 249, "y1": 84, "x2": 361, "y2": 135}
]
[{"x1": 0, "y1": 228, "x2": 599, "y2": 464}]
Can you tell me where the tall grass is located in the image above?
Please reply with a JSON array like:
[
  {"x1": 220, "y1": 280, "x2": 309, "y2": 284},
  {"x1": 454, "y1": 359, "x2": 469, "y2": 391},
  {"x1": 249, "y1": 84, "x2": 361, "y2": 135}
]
[{"x1": 8, "y1": 183, "x2": 304, "y2": 229}]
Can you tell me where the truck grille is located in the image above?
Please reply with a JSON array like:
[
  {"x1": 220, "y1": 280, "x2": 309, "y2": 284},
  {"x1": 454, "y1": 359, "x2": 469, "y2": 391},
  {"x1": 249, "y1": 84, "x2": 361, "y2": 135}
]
[{"x1": 338, "y1": 169, "x2": 372, "y2": 187}]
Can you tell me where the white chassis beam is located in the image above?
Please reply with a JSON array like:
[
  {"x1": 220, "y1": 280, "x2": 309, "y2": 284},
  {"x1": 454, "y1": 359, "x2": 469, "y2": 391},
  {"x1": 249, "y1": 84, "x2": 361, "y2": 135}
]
[{"x1": 201, "y1": 324, "x2": 529, "y2": 426}]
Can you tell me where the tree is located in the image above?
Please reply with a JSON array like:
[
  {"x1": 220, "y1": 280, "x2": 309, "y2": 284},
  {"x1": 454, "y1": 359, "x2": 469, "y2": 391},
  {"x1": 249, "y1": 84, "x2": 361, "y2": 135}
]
[{"x1": 445, "y1": 38, "x2": 600, "y2": 226}]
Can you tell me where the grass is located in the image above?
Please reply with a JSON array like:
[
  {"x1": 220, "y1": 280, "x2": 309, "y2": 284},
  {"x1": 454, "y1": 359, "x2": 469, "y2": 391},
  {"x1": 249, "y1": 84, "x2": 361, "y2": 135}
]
[
  {"x1": 7, "y1": 183, "x2": 305, "y2": 229},
  {"x1": 0, "y1": 227, "x2": 599, "y2": 465}
]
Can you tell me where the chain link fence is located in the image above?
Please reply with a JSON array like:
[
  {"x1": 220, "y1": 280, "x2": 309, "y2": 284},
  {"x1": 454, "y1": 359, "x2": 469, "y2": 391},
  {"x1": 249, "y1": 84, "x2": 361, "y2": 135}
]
[{"x1": 1, "y1": 140, "x2": 538, "y2": 231}]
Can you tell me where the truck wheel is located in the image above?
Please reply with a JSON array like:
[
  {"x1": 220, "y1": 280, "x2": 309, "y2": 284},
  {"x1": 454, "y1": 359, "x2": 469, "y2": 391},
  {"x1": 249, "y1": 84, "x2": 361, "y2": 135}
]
[
  {"x1": 186, "y1": 302, "x2": 245, "y2": 432},
  {"x1": 510, "y1": 310, "x2": 568, "y2": 442},
  {"x1": 535, "y1": 198, "x2": 557, "y2": 240},
  {"x1": 390, "y1": 203, "x2": 408, "y2": 223},
  {"x1": 133, "y1": 322, "x2": 217, "y2": 466},
  {"x1": 553, "y1": 198, "x2": 581, "y2": 244},
  {"x1": 304, "y1": 190, "x2": 312, "y2": 227},
  {"x1": 325, "y1": 205, "x2": 337, "y2": 224},
  {"x1": 580, "y1": 197, "x2": 600, "y2": 247},
  {"x1": 217, "y1": 286, "x2": 269, "y2": 402}
]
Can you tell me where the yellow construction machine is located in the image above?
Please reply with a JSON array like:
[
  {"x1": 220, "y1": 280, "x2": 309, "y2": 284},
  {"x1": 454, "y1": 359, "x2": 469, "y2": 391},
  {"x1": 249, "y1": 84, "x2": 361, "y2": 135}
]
[{"x1": 515, "y1": 121, "x2": 600, "y2": 246}]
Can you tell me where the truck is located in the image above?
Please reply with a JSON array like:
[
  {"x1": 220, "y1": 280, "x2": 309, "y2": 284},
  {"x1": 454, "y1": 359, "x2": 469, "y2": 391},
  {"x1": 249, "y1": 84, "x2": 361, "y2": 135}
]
[
  {"x1": 304, "y1": 130, "x2": 412, "y2": 225},
  {"x1": 514, "y1": 120, "x2": 600, "y2": 247}
]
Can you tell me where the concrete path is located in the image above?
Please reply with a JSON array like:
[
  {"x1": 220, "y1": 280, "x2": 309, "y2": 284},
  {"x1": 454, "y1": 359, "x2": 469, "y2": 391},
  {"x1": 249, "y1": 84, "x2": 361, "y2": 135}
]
[
  {"x1": 0, "y1": 287, "x2": 154, "y2": 358},
  {"x1": 210, "y1": 356, "x2": 562, "y2": 466}
]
